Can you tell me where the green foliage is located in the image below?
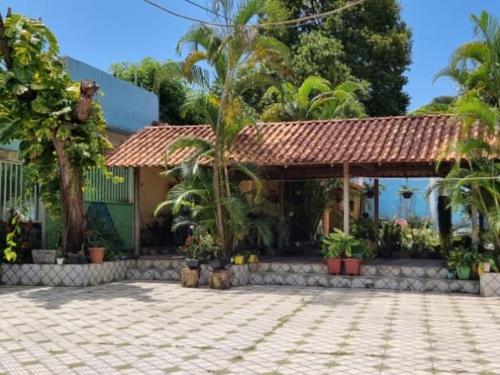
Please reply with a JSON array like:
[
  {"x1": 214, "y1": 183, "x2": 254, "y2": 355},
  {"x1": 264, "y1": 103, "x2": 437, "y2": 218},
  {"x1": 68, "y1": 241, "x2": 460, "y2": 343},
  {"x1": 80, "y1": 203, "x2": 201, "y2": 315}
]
[
  {"x1": 110, "y1": 58, "x2": 205, "y2": 124},
  {"x1": 447, "y1": 248, "x2": 477, "y2": 270},
  {"x1": 271, "y1": 0, "x2": 412, "y2": 116},
  {"x1": 431, "y1": 11, "x2": 500, "y2": 251},
  {"x1": 401, "y1": 226, "x2": 441, "y2": 254},
  {"x1": 290, "y1": 31, "x2": 351, "y2": 87},
  {"x1": 411, "y1": 96, "x2": 455, "y2": 115},
  {"x1": 260, "y1": 76, "x2": 369, "y2": 122},
  {"x1": 321, "y1": 229, "x2": 360, "y2": 259},
  {"x1": 379, "y1": 222, "x2": 402, "y2": 251},
  {"x1": 155, "y1": 160, "x2": 275, "y2": 252},
  {"x1": 3, "y1": 211, "x2": 21, "y2": 263},
  {"x1": 172, "y1": 0, "x2": 290, "y2": 256},
  {"x1": 0, "y1": 12, "x2": 110, "y2": 223},
  {"x1": 184, "y1": 226, "x2": 218, "y2": 260}
]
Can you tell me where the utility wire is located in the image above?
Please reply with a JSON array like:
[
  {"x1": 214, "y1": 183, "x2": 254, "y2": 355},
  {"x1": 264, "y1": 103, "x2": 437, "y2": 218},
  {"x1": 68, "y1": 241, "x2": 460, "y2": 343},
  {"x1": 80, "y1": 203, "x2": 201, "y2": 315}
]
[
  {"x1": 181, "y1": 0, "x2": 231, "y2": 20},
  {"x1": 144, "y1": 0, "x2": 365, "y2": 30}
]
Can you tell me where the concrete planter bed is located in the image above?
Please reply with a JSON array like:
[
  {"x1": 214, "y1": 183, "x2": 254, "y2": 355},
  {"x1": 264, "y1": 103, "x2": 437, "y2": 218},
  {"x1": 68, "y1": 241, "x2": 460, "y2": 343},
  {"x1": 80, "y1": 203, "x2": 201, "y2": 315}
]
[{"x1": 1, "y1": 261, "x2": 132, "y2": 287}]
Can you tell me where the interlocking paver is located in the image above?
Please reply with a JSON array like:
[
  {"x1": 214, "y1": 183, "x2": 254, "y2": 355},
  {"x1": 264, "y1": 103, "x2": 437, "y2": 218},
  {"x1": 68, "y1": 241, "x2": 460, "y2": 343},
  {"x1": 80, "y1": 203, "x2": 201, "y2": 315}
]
[{"x1": 0, "y1": 281, "x2": 499, "y2": 374}]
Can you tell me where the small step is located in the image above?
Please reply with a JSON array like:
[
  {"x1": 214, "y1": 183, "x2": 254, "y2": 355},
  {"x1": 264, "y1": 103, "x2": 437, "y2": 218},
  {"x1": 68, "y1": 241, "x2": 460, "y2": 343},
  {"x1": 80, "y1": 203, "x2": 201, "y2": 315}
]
[
  {"x1": 250, "y1": 271, "x2": 479, "y2": 294},
  {"x1": 254, "y1": 262, "x2": 449, "y2": 279}
]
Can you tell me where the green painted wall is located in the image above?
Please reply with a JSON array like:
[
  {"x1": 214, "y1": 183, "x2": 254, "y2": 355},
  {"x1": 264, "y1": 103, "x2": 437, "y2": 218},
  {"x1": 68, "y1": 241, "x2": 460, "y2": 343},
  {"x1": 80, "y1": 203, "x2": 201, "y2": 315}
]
[{"x1": 45, "y1": 203, "x2": 134, "y2": 254}]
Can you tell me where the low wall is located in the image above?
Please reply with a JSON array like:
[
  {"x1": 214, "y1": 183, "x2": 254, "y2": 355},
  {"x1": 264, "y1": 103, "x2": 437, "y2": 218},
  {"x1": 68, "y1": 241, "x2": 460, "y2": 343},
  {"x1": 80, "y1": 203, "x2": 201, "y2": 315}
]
[
  {"x1": 480, "y1": 273, "x2": 500, "y2": 297},
  {"x1": 1, "y1": 261, "x2": 133, "y2": 287},
  {"x1": 1, "y1": 260, "x2": 250, "y2": 288}
]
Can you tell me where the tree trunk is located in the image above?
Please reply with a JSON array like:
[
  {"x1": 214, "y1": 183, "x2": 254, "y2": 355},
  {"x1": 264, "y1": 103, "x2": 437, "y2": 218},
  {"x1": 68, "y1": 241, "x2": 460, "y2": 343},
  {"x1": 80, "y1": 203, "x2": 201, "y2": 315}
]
[{"x1": 52, "y1": 137, "x2": 86, "y2": 255}]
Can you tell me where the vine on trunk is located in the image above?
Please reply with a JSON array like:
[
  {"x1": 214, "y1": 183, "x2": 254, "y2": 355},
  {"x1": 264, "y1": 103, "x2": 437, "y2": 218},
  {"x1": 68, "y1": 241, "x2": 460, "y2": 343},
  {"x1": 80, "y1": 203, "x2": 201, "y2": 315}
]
[{"x1": 0, "y1": 10, "x2": 111, "y2": 255}]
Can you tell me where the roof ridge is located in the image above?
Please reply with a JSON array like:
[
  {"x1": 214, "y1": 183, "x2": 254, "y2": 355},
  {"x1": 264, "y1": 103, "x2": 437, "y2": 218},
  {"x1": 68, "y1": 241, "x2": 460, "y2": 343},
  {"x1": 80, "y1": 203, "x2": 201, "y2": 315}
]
[{"x1": 145, "y1": 114, "x2": 452, "y2": 129}]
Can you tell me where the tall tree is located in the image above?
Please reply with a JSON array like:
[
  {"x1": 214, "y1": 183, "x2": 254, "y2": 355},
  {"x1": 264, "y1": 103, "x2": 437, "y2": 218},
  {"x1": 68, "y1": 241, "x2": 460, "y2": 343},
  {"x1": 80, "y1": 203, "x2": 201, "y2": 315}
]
[
  {"x1": 110, "y1": 58, "x2": 204, "y2": 124},
  {"x1": 0, "y1": 10, "x2": 111, "y2": 255},
  {"x1": 272, "y1": 0, "x2": 412, "y2": 116},
  {"x1": 172, "y1": 0, "x2": 289, "y2": 256}
]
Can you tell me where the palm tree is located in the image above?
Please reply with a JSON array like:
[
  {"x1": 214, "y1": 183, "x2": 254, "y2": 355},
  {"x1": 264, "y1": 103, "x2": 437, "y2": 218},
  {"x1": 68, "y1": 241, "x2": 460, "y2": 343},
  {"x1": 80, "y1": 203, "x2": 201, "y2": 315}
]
[
  {"x1": 434, "y1": 11, "x2": 500, "y2": 250},
  {"x1": 436, "y1": 11, "x2": 499, "y2": 115},
  {"x1": 260, "y1": 77, "x2": 369, "y2": 122},
  {"x1": 167, "y1": 0, "x2": 289, "y2": 256}
]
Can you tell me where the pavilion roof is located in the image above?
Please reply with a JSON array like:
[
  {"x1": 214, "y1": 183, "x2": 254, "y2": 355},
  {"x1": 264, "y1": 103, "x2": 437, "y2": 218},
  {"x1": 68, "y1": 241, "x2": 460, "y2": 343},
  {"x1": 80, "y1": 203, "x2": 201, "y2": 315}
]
[{"x1": 105, "y1": 114, "x2": 491, "y2": 178}]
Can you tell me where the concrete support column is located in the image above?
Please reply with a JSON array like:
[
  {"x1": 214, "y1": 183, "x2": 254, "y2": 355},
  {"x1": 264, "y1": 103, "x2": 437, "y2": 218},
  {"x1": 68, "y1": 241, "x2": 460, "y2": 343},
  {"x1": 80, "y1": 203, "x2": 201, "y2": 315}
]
[
  {"x1": 373, "y1": 178, "x2": 380, "y2": 242},
  {"x1": 322, "y1": 209, "x2": 331, "y2": 235},
  {"x1": 133, "y1": 167, "x2": 141, "y2": 258},
  {"x1": 343, "y1": 162, "x2": 350, "y2": 234}
]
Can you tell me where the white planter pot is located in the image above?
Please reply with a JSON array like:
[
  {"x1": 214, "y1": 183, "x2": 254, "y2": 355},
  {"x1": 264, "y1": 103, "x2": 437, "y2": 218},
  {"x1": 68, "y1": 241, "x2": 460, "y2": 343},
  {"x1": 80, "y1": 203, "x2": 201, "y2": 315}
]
[{"x1": 56, "y1": 258, "x2": 65, "y2": 265}]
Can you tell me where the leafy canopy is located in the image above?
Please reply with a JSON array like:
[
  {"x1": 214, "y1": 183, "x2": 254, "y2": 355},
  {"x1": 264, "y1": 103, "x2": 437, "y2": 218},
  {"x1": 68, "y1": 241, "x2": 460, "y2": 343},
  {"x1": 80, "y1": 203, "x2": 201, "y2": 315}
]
[{"x1": 0, "y1": 12, "x2": 110, "y2": 217}]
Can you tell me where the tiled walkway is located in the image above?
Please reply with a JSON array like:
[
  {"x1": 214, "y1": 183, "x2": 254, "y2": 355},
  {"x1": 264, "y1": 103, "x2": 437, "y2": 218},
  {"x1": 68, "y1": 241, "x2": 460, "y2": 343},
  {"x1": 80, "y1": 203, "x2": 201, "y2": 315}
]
[{"x1": 0, "y1": 282, "x2": 499, "y2": 374}]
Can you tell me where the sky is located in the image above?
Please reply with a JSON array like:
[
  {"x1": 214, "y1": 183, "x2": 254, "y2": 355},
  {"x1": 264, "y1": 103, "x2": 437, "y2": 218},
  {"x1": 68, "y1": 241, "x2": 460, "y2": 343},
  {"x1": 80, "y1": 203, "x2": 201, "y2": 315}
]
[{"x1": 3, "y1": 0, "x2": 500, "y2": 111}]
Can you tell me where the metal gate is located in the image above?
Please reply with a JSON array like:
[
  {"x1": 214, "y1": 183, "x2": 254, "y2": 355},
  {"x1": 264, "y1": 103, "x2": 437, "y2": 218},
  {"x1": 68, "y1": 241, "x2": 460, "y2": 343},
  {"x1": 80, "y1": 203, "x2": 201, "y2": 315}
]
[{"x1": 0, "y1": 160, "x2": 39, "y2": 221}]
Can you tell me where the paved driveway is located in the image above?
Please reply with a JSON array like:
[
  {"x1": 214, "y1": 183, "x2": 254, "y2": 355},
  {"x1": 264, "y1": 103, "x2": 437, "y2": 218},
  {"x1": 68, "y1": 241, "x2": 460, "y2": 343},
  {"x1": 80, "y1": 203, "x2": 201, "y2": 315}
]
[{"x1": 0, "y1": 282, "x2": 499, "y2": 375}]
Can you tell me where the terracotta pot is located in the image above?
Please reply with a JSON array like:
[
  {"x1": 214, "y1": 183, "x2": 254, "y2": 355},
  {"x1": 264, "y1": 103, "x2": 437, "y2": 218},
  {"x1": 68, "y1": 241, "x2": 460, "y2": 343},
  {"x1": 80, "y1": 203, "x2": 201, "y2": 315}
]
[
  {"x1": 343, "y1": 258, "x2": 362, "y2": 276},
  {"x1": 88, "y1": 247, "x2": 105, "y2": 264},
  {"x1": 326, "y1": 258, "x2": 342, "y2": 275}
]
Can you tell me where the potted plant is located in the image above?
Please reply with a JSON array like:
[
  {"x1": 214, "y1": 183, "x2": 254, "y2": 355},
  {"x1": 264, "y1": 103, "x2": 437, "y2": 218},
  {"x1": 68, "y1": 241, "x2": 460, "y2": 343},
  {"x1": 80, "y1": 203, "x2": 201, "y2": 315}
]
[
  {"x1": 86, "y1": 229, "x2": 106, "y2": 264},
  {"x1": 400, "y1": 185, "x2": 417, "y2": 199},
  {"x1": 379, "y1": 222, "x2": 401, "y2": 259},
  {"x1": 447, "y1": 248, "x2": 476, "y2": 280},
  {"x1": 322, "y1": 229, "x2": 361, "y2": 276},
  {"x1": 232, "y1": 253, "x2": 246, "y2": 265},
  {"x1": 321, "y1": 231, "x2": 343, "y2": 275},
  {"x1": 247, "y1": 251, "x2": 259, "y2": 264}
]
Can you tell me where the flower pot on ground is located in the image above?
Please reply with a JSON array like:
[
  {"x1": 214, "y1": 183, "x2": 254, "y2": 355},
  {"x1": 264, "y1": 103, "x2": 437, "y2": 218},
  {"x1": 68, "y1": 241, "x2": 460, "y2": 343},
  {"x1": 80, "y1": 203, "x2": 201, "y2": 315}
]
[
  {"x1": 209, "y1": 258, "x2": 228, "y2": 270},
  {"x1": 186, "y1": 258, "x2": 201, "y2": 270},
  {"x1": 56, "y1": 257, "x2": 65, "y2": 265},
  {"x1": 181, "y1": 267, "x2": 200, "y2": 288},
  {"x1": 456, "y1": 266, "x2": 471, "y2": 280},
  {"x1": 447, "y1": 248, "x2": 477, "y2": 281},
  {"x1": 232, "y1": 254, "x2": 246, "y2": 265},
  {"x1": 344, "y1": 258, "x2": 362, "y2": 276},
  {"x1": 209, "y1": 269, "x2": 230, "y2": 289},
  {"x1": 32, "y1": 249, "x2": 56, "y2": 264},
  {"x1": 88, "y1": 247, "x2": 105, "y2": 264},
  {"x1": 321, "y1": 229, "x2": 360, "y2": 275},
  {"x1": 325, "y1": 258, "x2": 342, "y2": 275},
  {"x1": 247, "y1": 253, "x2": 259, "y2": 264}
]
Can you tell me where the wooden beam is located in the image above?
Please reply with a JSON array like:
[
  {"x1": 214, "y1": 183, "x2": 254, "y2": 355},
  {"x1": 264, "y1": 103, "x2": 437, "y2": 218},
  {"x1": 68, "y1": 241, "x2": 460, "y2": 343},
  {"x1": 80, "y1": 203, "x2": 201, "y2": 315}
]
[
  {"x1": 373, "y1": 178, "x2": 380, "y2": 242},
  {"x1": 133, "y1": 167, "x2": 141, "y2": 258},
  {"x1": 343, "y1": 162, "x2": 350, "y2": 234}
]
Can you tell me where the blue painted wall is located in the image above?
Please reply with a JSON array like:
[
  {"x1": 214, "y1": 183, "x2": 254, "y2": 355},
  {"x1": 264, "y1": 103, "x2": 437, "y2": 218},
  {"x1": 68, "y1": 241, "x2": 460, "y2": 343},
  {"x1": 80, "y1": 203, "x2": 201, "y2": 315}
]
[{"x1": 64, "y1": 56, "x2": 158, "y2": 133}]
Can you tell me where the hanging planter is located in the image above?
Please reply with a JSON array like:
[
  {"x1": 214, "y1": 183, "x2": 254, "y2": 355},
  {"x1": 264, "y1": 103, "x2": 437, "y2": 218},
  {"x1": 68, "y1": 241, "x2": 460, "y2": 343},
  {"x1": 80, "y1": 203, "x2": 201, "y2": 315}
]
[
  {"x1": 400, "y1": 185, "x2": 417, "y2": 200},
  {"x1": 364, "y1": 189, "x2": 375, "y2": 199}
]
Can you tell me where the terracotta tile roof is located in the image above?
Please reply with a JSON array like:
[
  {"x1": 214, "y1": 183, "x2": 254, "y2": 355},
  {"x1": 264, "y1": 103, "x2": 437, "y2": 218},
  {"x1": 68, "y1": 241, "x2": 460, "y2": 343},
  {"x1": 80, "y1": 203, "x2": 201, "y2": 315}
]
[{"x1": 105, "y1": 115, "x2": 485, "y2": 170}]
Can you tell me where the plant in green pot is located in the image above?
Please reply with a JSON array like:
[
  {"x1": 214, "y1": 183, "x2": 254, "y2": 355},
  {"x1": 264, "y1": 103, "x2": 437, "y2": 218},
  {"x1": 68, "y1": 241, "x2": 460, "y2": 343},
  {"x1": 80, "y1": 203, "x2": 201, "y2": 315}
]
[{"x1": 447, "y1": 248, "x2": 476, "y2": 280}]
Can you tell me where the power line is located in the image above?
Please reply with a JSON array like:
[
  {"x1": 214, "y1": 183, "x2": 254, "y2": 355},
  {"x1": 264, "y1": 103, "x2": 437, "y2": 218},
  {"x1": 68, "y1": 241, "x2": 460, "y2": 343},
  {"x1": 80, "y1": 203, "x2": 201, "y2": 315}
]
[
  {"x1": 144, "y1": 0, "x2": 365, "y2": 30},
  {"x1": 181, "y1": 0, "x2": 231, "y2": 20},
  {"x1": 144, "y1": 0, "x2": 229, "y2": 27}
]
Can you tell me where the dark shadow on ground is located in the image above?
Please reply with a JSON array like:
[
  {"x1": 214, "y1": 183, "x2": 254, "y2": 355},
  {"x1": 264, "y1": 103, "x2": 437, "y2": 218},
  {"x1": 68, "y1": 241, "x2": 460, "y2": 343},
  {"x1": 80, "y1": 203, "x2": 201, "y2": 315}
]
[{"x1": 14, "y1": 281, "x2": 159, "y2": 309}]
